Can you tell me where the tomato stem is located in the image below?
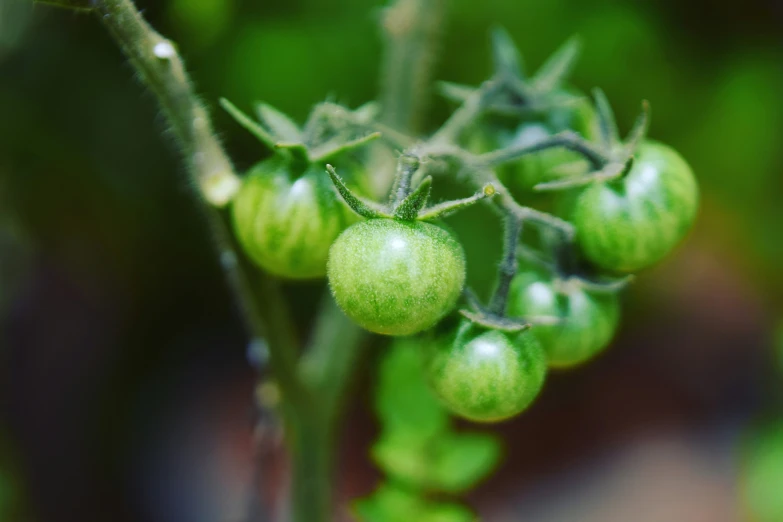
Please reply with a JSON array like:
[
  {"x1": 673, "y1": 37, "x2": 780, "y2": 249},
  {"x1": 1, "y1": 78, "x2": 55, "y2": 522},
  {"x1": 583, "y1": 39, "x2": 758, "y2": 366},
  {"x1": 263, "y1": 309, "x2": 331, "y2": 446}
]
[
  {"x1": 391, "y1": 153, "x2": 423, "y2": 204},
  {"x1": 489, "y1": 213, "x2": 523, "y2": 315},
  {"x1": 478, "y1": 130, "x2": 608, "y2": 169}
]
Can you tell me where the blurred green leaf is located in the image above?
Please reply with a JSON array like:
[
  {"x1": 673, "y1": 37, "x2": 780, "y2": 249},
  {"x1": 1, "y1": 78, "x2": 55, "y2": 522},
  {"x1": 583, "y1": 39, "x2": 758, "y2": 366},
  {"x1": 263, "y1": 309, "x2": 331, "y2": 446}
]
[
  {"x1": 376, "y1": 338, "x2": 449, "y2": 440},
  {"x1": 430, "y1": 433, "x2": 502, "y2": 493},
  {"x1": 372, "y1": 432, "x2": 431, "y2": 487},
  {"x1": 354, "y1": 483, "x2": 475, "y2": 522},
  {"x1": 742, "y1": 422, "x2": 783, "y2": 522},
  {"x1": 372, "y1": 430, "x2": 501, "y2": 493}
]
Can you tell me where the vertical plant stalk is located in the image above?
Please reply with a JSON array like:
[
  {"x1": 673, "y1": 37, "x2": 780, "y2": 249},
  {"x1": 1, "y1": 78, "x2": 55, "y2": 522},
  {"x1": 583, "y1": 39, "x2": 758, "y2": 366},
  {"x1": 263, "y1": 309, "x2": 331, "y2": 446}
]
[
  {"x1": 37, "y1": 1, "x2": 307, "y2": 517},
  {"x1": 84, "y1": 0, "x2": 304, "y2": 400},
  {"x1": 380, "y1": 0, "x2": 447, "y2": 134},
  {"x1": 38, "y1": 0, "x2": 444, "y2": 520},
  {"x1": 96, "y1": 0, "x2": 239, "y2": 207}
]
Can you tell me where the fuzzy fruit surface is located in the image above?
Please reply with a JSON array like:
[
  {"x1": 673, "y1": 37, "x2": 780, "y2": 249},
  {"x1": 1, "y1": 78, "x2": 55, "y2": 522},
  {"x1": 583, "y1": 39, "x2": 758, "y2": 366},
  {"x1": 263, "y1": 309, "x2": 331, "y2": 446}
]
[
  {"x1": 508, "y1": 273, "x2": 620, "y2": 368},
  {"x1": 232, "y1": 157, "x2": 353, "y2": 279},
  {"x1": 327, "y1": 219, "x2": 465, "y2": 336},
  {"x1": 573, "y1": 141, "x2": 698, "y2": 272},
  {"x1": 428, "y1": 323, "x2": 547, "y2": 422}
]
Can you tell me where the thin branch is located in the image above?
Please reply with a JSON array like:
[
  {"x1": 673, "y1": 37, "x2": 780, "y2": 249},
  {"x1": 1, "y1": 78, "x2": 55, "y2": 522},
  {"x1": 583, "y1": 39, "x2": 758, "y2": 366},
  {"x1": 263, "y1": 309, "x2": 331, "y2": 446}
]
[
  {"x1": 488, "y1": 213, "x2": 522, "y2": 315},
  {"x1": 477, "y1": 130, "x2": 608, "y2": 170},
  {"x1": 464, "y1": 167, "x2": 576, "y2": 239}
]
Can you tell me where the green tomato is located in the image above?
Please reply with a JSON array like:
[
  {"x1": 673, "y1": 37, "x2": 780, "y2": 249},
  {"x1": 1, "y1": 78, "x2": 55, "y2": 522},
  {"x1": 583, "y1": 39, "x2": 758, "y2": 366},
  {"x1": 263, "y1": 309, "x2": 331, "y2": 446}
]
[
  {"x1": 428, "y1": 322, "x2": 547, "y2": 422},
  {"x1": 231, "y1": 157, "x2": 355, "y2": 279},
  {"x1": 327, "y1": 219, "x2": 466, "y2": 336},
  {"x1": 508, "y1": 273, "x2": 620, "y2": 368},
  {"x1": 468, "y1": 93, "x2": 597, "y2": 194},
  {"x1": 573, "y1": 141, "x2": 699, "y2": 272}
]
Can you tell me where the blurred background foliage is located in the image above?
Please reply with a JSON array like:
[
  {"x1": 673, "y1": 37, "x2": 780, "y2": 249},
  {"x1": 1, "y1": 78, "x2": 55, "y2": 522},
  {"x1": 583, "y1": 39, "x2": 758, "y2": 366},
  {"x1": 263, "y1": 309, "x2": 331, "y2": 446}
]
[{"x1": 1, "y1": 0, "x2": 782, "y2": 521}]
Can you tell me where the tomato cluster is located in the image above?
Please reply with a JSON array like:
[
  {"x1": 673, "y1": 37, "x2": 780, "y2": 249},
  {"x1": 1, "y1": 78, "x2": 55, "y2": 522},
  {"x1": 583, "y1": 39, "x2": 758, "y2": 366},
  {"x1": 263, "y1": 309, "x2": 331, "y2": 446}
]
[{"x1": 223, "y1": 30, "x2": 698, "y2": 424}]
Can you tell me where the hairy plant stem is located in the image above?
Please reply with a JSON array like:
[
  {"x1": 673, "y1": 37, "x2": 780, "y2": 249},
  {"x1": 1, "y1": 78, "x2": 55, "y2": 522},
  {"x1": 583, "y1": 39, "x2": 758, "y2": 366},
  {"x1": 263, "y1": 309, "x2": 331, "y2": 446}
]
[{"x1": 36, "y1": 1, "x2": 361, "y2": 521}]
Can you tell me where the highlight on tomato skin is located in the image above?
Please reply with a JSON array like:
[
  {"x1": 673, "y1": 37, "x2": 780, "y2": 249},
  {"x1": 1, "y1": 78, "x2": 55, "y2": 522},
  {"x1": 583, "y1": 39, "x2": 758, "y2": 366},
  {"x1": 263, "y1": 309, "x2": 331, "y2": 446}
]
[
  {"x1": 572, "y1": 140, "x2": 699, "y2": 273},
  {"x1": 507, "y1": 272, "x2": 621, "y2": 369},
  {"x1": 427, "y1": 321, "x2": 547, "y2": 423},
  {"x1": 327, "y1": 219, "x2": 466, "y2": 336},
  {"x1": 231, "y1": 156, "x2": 361, "y2": 280}
]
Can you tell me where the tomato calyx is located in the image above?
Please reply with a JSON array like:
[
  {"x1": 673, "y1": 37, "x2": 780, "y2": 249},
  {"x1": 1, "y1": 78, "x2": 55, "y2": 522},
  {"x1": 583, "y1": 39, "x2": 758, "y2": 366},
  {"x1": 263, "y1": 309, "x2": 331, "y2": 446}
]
[
  {"x1": 220, "y1": 98, "x2": 381, "y2": 168},
  {"x1": 531, "y1": 90, "x2": 650, "y2": 192},
  {"x1": 439, "y1": 28, "x2": 584, "y2": 119},
  {"x1": 326, "y1": 154, "x2": 496, "y2": 222}
]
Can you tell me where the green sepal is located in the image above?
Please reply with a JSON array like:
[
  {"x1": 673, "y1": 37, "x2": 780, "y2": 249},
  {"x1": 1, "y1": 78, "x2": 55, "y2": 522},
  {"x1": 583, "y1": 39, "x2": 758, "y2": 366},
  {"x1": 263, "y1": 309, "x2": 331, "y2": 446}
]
[
  {"x1": 326, "y1": 165, "x2": 390, "y2": 219},
  {"x1": 274, "y1": 141, "x2": 311, "y2": 164},
  {"x1": 458, "y1": 309, "x2": 531, "y2": 333},
  {"x1": 437, "y1": 81, "x2": 477, "y2": 105},
  {"x1": 220, "y1": 98, "x2": 278, "y2": 150},
  {"x1": 310, "y1": 132, "x2": 382, "y2": 163},
  {"x1": 624, "y1": 100, "x2": 651, "y2": 156},
  {"x1": 533, "y1": 160, "x2": 625, "y2": 191},
  {"x1": 592, "y1": 87, "x2": 621, "y2": 147},
  {"x1": 532, "y1": 36, "x2": 582, "y2": 93},
  {"x1": 255, "y1": 102, "x2": 302, "y2": 142},
  {"x1": 393, "y1": 176, "x2": 432, "y2": 221},
  {"x1": 416, "y1": 184, "x2": 495, "y2": 221},
  {"x1": 569, "y1": 274, "x2": 635, "y2": 294},
  {"x1": 490, "y1": 26, "x2": 524, "y2": 79},
  {"x1": 353, "y1": 101, "x2": 381, "y2": 122}
]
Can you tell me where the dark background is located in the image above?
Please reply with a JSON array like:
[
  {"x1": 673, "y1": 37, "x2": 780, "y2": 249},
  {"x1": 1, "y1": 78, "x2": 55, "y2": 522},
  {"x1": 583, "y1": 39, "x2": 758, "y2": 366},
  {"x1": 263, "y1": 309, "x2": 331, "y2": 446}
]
[{"x1": 1, "y1": 0, "x2": 783, "y2": 521}]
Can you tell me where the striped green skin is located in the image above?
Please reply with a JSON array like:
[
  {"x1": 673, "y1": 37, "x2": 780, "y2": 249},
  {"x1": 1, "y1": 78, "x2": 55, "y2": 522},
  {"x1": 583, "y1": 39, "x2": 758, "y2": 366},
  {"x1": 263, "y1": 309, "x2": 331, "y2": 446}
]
[
  {"x1": 327, "y1": 219, "x2": 465, "y2": 336},
  {"x1": 232, "y1": 157, "x2": 353, "y2": 279},
  {"x1": 428, "y1": 323, "x2": 547, "y2": 422},
  {"x1": 573, "y1": 141, "x2": 699, "y2": 272},
  {"x1": 508, "y1": 273, "x2": 620, "y2": 369}
]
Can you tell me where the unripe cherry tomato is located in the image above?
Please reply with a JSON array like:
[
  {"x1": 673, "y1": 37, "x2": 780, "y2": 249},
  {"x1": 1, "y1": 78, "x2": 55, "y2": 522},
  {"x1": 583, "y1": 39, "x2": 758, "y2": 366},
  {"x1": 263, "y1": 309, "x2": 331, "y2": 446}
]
[
  {"x1": 572, "y1": 141, "x2": 698, "y2": 272},
  {"x1": 232, "y1": 157, "x2": 356, "y2": 279},
  {"x1": 508, "y1": 273, "x2": 620, "y2": 368},
  {"x1": 327, "y1": 219, "x2": 466, "y2": 336},
  {"x1": 428, "y1": 322, "x2": 547, "y2": 422}
]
